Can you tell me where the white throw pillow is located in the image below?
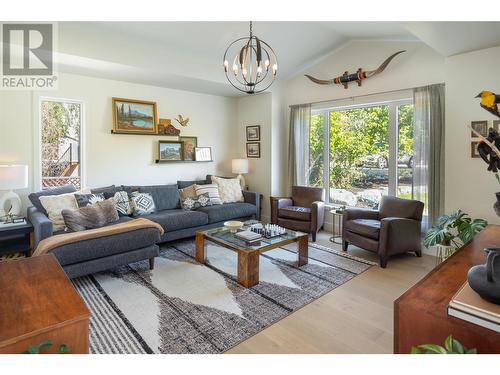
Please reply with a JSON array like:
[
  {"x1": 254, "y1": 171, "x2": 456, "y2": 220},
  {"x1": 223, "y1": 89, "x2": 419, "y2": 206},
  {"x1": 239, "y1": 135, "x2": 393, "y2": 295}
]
[
  {"x1": 211, "y1": 176, "x2": 244, "y2": 203},
  {"x1": 39, "y1": 192, "x2": 78, "y2": 231},
  {"x1": 194, "y1": 184, "x2": 222, "y2": 205}
]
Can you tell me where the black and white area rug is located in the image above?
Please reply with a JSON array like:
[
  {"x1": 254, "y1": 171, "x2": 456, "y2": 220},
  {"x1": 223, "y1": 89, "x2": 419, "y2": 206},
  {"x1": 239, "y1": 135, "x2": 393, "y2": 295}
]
[{"x1": 72, "y1": 239, "x2": 375, "y2": 354}]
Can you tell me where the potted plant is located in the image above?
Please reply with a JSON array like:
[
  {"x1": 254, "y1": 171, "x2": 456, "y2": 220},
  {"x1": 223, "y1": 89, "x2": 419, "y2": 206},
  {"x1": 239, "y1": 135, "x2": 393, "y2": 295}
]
[
  {"x1": 411, "y1": 335, "x2": 477, "y2": 354},
  {"x1": 424, "y1": 210, "x2": 488, "y2": 263}
]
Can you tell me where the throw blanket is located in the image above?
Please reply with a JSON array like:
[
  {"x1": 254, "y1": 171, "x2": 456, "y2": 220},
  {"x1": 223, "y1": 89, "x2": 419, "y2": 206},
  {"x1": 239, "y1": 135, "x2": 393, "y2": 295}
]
[{"x1": 33, "y1": 218, "x2": 165, "y2": 256}]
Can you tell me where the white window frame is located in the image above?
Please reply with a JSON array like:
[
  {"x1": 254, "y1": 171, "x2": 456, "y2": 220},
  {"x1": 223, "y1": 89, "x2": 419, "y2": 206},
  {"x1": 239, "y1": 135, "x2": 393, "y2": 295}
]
[
  {"x1": 311, "y1": 95, "x2": 413, "y2": 206},
  {"x1": 35, "y1": 96, "x2": 86, "y2": 191}
]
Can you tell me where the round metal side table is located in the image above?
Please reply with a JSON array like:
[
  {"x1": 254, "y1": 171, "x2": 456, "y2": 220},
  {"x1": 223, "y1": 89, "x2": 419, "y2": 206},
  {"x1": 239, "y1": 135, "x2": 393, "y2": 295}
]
[{"x1": 329, "y1": 209, "x2": 345, "y2": 244}]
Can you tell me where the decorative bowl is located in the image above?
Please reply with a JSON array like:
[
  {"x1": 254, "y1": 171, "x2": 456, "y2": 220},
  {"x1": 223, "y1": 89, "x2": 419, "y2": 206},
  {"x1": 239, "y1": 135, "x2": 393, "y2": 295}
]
[{"x1": 224, "y1": 220, "x2": 243, "y2": 233}]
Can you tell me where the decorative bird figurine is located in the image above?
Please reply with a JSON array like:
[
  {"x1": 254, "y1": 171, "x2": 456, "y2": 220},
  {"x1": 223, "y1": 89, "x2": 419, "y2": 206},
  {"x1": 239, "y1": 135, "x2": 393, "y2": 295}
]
[
  {"x1": 476, "y1": 91, "x2": 500, "y2": 119},
  {"x1": 175, "y1": 114, "x2": 190, "y2": 127}
]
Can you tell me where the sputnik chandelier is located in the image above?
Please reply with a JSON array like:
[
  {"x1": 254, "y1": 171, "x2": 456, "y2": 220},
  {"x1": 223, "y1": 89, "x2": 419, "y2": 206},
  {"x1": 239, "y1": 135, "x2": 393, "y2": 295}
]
[{"x1": 223, "y1": 21, "x2": 278, "y2": 94}]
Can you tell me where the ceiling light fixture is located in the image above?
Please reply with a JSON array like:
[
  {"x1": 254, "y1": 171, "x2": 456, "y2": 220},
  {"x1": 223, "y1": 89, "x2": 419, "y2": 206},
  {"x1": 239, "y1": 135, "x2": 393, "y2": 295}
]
[{"x1": 223, "y1": 21, "x2": 278, "y2": 94}]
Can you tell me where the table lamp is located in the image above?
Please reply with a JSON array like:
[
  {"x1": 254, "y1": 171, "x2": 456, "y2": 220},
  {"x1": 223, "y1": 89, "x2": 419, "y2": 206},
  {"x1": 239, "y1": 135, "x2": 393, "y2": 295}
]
[
  {"x1": 0, "y1": 165, "x2": 28, "y2": 223},
  {"x1": 232, "y1": 159, "x2": 249, "y2": 190}
]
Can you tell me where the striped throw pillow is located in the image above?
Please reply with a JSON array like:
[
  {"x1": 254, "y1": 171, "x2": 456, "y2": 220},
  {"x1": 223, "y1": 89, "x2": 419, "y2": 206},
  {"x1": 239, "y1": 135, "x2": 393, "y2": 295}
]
[{"x1": 194, "y1": 184, "x2": 222, "y2": 205}]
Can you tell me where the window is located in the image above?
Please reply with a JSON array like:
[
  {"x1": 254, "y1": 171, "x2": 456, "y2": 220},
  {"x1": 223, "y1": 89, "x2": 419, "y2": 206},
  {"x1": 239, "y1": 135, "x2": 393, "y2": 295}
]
[
  {"x1": 308, "y1": 98, "x2": 413, "y2": 208},
  {"x1": 40, "y1": 98, "x2": 83, "y2": 190}
]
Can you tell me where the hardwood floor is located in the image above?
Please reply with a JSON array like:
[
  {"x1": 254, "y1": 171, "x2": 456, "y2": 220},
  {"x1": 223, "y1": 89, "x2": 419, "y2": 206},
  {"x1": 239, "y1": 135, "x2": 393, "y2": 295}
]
[{"x1": 227, "y1": 231, "x2": 436, "y2": 354}]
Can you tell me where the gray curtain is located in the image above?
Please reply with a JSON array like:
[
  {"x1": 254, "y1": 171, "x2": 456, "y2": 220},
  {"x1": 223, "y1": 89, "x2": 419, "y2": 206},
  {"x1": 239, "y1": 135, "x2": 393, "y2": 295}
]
[
  {"x1": 413, "y1": 83, "x2": 445, "y2": 228},
  {"x1": 288, "y1": 104, "x2": 311, "y2": 190}
]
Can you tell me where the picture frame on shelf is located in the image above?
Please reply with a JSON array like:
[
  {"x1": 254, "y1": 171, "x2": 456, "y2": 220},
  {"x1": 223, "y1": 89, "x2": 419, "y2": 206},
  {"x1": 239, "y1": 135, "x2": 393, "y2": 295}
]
[
  {"x1": 471, "y1": 141, "x2": 481, "y2": 158},
  {"x1": 159, "y1": 141, "x2": 184, "y2": 161},
  {"x1": 470, "y1": 120, "x2": 488, "y2": 138},
  {"x1": 195, "y1": 147, "x2": 212, "y2": 162},
  {"x1": 246, "y1": 125, "x2": 261, "y2": 141},
  {"x1": 180, "y1": 136, "x2": 198, "y2": 161},
  {"x1": 246, "y1": 142, "x2": 261, "y2": 158},
  {"x1": 493, "y1": 120, "x2": 500, "y2": 132},
  {"x1": 112, "y1": 98, "x2": 158, "y2": 135}
]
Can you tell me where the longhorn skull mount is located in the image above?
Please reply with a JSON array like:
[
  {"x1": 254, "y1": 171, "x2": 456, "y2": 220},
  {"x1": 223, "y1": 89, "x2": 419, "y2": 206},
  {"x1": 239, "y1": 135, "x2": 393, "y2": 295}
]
[{"x1": 305, "y1": 50, "x2": 406, "y2": 89}]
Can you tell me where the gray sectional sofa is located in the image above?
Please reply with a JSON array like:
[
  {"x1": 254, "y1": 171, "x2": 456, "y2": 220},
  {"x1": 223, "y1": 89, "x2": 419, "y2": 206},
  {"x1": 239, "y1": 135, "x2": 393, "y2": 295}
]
[{"x1": 28, "y1": 175, "x2": 260, "y2": 278}]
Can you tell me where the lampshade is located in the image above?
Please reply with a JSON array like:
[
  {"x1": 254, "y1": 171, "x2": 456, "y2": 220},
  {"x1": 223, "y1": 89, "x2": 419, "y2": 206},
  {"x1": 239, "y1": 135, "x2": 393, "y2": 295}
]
[
  {"x1": 0, "y1": 165, "x2": 28, "y2": 190},
  {"x1": 232, "y1": 159, "x2": 249, "y2": 174}
]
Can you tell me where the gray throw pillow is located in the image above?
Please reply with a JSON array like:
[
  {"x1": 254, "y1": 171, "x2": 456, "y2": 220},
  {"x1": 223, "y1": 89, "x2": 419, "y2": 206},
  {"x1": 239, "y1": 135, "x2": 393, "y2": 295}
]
[
  {"x1": 74, "y1": 193, "x2": 105, "y2": 208},
  {"x1": 61, "y1": 199, "x2": 119, "y2": 232}
]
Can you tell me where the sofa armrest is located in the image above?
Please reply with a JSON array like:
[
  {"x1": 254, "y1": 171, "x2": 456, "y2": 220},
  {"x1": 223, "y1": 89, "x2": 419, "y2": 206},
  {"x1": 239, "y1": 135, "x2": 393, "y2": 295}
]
[
  {"x1": 311, "y1": 201, "x2": 325, "y2": 232},
  {"x1": 379, "y1": 217, "x2": 422, "y2": 258},
  {"x1": 242, "y1": 190, "x2": 260, "y2": 220},
  {"x1": 270, "y1": 197, "x2": 293, "y2": 223},
  {"x1": 27, "y1": 206, "x2": 53, "y2": 247}
]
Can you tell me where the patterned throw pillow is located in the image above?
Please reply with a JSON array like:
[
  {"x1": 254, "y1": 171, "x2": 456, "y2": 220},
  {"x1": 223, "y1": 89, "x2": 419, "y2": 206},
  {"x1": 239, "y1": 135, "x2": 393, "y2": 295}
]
[
  {"x1": 74, "y1": 193, "x2": 105, "y2": 208},
  {"x1": 181, "y1": 193, "x2": 212, "y2": 211},
  {"x1": 194, "y1": 184, "x2": 222, "y2": 205},
  {"x1": 131, "y1": 192, "x2": 156, "y2": 216},
  {"x1": 106, "y1": 191, "x2": 133, "y2": 216},
  {"x1": 211, "y1": 176, "x2": 244, "y2": 203},
  {"x1": 38, "y1": 192, "x2": 79, "y2": 231}
]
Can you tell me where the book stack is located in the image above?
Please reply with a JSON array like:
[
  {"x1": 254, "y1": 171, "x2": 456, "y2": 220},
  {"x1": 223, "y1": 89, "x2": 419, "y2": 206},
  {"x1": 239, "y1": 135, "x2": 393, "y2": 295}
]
[
  {"x1": 234, "y1": 230, "x2": 262, "y2": 243},
  {"x1": 448, "y1": 282, "x2": 500, "y2": 333}
]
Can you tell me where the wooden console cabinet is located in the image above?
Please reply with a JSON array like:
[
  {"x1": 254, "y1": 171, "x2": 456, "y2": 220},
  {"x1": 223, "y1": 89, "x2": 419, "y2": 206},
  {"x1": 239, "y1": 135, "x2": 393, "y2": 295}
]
[
  {"x1": 394, "y1": 225, "x2": 500, "y2": 354},
  {"x1": 0, "y1": 254, "x2": 90, "y2": 354}
]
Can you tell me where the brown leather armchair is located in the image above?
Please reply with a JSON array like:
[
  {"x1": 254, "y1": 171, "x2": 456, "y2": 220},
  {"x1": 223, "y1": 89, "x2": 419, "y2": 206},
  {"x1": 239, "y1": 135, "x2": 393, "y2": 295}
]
[
  {"x1": 342, "y1": 196, "x2": 424, "y2": 268},
  {"x1": 270, "y1": 186, "x2": 325, "y2": 242}
]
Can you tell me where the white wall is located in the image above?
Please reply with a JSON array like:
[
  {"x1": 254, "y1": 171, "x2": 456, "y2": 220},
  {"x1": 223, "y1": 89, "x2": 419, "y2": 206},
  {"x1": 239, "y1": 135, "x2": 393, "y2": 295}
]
[
  {"x1": 444, "y1": 46, "x2": 500, "y2": 224},
  {"x1": 0, "y1": 72, "x2": 238, "y2": 213}
]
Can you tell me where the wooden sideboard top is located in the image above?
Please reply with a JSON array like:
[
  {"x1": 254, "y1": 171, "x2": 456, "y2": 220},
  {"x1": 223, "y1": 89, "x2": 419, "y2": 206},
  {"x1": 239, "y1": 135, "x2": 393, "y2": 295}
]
[
  {"x1": 0, "y1": 254, "x2": 90, "y2": 346},
  {"x1": 394, "y1": 224, "x2": 500, "y2": 353}
]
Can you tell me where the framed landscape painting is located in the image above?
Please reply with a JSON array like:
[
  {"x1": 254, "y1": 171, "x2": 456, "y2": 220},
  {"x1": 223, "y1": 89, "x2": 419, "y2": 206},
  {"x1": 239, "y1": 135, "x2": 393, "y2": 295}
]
[
  {"x1": 159, "y1": 141, "x2": 184, "y2": 161},
  {"x1": 246, "y1": 125, "x2": 260, "y2": 141},
  {"x1": 112, "y1": 98, "x2": 158, "y2": 134},
  {"x1": 246, "y1": 142, "x2": 261, "y2": 158}
]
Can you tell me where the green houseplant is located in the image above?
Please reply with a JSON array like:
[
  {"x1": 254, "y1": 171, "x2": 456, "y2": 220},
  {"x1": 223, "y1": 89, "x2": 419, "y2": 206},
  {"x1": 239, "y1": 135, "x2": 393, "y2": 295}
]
[
  {"x1": 22, "y1": 340, "x2": 71, "y2": 354},
  {"x1": 411, "y1": 335, "x2": 477, "y2": 354}
]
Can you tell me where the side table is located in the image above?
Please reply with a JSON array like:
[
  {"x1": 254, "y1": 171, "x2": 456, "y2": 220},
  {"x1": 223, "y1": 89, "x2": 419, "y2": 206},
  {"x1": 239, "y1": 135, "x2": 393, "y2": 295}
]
[
  {"x1": 0, "y1": 219, "x2": 34, "y2": 258},
  {"x1": 329, "y1": 209, "x2": 345, "y2": 244}
]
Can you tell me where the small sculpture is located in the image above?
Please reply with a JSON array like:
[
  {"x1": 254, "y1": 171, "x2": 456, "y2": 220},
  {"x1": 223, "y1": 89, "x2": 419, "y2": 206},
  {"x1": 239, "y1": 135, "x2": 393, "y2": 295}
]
[
  {"x1": 175, "y1": 115, "x2": 190, "y2": 127},
  {"x1": 476, "y1": 91, "x2": 500, "y2": 119},
  {"x1": 305, "y1": 50, "x2": 405, "y2": 89},
  {"x1": 468, "y1": 248, "x2": 500, "y2": 304},
  {"x1": 158, "y1": 118, "x2": 180, "y2": 136}
]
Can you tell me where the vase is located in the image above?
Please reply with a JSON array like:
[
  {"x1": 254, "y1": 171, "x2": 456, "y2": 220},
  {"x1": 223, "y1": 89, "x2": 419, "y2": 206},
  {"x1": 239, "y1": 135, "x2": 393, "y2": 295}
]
[
  {"x1": 467, "y1": 248, "x2": 500, "y2": 304},
  {"x1": 494, "y1": 192, "x2": 500, "y2": 218}
]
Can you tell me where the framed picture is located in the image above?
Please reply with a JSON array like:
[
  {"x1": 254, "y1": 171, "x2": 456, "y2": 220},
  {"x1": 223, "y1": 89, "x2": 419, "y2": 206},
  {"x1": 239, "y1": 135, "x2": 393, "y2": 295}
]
[
  {"x1": 159, "y1": 141, "x2": 184, "y2": 161},
  {"x1": 195, "y1": 147, "x2": 212, "y2": 162},
  {"x1": 246, "y1": 142, "x2": 261, "y2": 158},
  {"x1": 180, "y1": 136, "x2": 198, "y2": 161},
  {"x1": 471, "y1": 141, "x2": 481, "y2": 158},
  {"x1": 493, "y1": 120, "x2": 500, "y2": 132},
  {"x1": 470, "y1": 120, "x2": 488, "y2": 138},
  {"x1": 112, "y1": 98, "x2": 158, "y2": 135},
  {"x1": 246, "y1": 125, "x2": 261, "y2": 141}
]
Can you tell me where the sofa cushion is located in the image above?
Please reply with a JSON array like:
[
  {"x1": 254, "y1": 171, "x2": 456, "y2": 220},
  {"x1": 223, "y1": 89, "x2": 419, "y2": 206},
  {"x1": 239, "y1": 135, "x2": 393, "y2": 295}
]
[
  {"x1": 62, "y1": 199, "x2": 119, "y2": 232},
  {"x1": 345, "y1": 219, "x2": 381, "y2": 240},
  {"x1": 29, "y1": 184, "x2": 77, "y2": 216},
  {"x1": 144, "y1": 209, "x2": 208, "y2": 231},
  {"x1": 197, "y1": 203, "x2": 256, "y2": 223},
  {"x1": 278, "y1": 206, "x2": 311, "y2": 221},
  {"x1": 177, "y1": 179, "x2": 209, "y2": 189},
  {"x1": 211, "y1": 176, "x2": 244, "y2": 203},
  {"x1": 137, "y1": 185, "x2": 180, "y2": 210},
  {"x1": 39, "y1": 192, "x2": 79, "y2": 231},
  {"x1": 90, "y1": 185, "x2": 117, "y2": 196},
  {"x1": 131, "y1": 192, "x2": 156, "y2": 216}
]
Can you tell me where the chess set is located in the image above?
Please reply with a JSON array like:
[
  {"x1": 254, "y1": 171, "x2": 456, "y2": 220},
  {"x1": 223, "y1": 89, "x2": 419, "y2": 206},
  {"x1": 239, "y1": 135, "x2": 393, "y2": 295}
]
[{"x1": 248, "y1": 223, "x2": 287, "y2": 239}]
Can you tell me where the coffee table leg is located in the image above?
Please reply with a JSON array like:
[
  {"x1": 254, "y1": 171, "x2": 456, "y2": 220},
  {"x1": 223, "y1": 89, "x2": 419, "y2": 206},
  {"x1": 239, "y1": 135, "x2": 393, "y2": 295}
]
[
  {"x1": 238, "y1": 251, "x2": 259, "y2": 288},
  {"x1": 195, "y1": 232, "x2": 206, "y2": 263},
  {"x1": 298, "y1": 235, "x2": 308, "y2": 266}
]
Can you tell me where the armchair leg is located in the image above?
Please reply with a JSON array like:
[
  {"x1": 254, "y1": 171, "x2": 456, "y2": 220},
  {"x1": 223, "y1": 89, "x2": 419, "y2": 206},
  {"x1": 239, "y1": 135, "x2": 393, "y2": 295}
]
[
  {"x1": 311, "y1": 232, "x2": 317, "y2": 242},
  {"x1": 415, "y1": 249, "x2": 422, "y2": 257},
  {"x1": 379, "y1": 256, "x2": 387, "y2": 268},
  {"x1": 149, "y1": 257, "x2": 155, "y2": 270},
  {"x1": 342, "y1": 241, "x2": 349, "y2": 252}
]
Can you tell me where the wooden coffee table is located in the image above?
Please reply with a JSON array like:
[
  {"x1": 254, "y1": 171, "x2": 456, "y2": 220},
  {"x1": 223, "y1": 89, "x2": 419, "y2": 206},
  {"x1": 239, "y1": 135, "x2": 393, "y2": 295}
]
[{"x1": 195, "y1": 224, "x2": 308, "y2": 288}]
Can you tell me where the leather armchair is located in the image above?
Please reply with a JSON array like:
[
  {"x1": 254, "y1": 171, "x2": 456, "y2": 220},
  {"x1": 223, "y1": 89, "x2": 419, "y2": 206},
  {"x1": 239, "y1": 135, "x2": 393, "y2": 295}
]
[
  {"x1": 270, "y1": 186, "x2": 325, "y2": 241},
  {"x1": 342, "y1": 195, "x2": 424, "y2": 268}
]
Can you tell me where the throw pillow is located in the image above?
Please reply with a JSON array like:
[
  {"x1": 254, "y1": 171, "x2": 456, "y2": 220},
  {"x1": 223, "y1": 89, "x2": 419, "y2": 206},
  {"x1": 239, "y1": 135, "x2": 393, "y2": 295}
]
[
  {"x1": 211, "y1": 176, "x2": 244, "y2": 203},
  {"x1": 181, "y1": 193, "x2": 212, "y2": 211},
  {"x1": 39, "y1": 192, "x2": 78, "y2": 231},
  {"x1": 62, "y1": 199, "x2": 119, "y2": 232},
  {"x1": 179, "y1": 184, "x2": 197, "y2": 208},
  {"x1": 131, "y1": 192, "x2": 156, "y2": 216},
  {"x1": 104, "y1": 191, "x2": 133, "y2": 216},
  {"x1": 194, "y1": 183, "x2": 222, "y2": 205},
  {"x1": 74, "y1": 193, "x2": 105, "y2": 208}
]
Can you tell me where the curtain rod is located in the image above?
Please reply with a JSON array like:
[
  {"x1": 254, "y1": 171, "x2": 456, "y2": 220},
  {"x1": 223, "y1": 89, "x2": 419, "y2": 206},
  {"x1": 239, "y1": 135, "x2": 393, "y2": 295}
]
[{"x1": 288, "y1": 83, "x2": 445, "y2": 108}]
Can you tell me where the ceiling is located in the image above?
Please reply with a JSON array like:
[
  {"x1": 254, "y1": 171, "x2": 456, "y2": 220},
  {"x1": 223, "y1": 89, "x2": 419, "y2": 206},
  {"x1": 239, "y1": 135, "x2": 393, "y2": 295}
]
[{"x1": 55, "y1": 21, "x2": 500, "y2": 96}]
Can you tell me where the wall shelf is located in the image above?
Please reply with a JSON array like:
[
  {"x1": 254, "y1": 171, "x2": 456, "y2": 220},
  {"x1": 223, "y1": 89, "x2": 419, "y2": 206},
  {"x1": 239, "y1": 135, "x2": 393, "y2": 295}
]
[
  {"x1": 155, "y1": 159, "x2": 213, "y2": 164},
  {"x1": 111, "y1": 130, "x2": 179, "y2": 137}
]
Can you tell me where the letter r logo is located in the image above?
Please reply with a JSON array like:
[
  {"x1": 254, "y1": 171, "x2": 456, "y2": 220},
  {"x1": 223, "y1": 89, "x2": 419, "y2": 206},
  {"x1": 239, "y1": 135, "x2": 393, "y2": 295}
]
[{"x1": 2, "y1": 24, "x2": 53, "y2": 76}]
